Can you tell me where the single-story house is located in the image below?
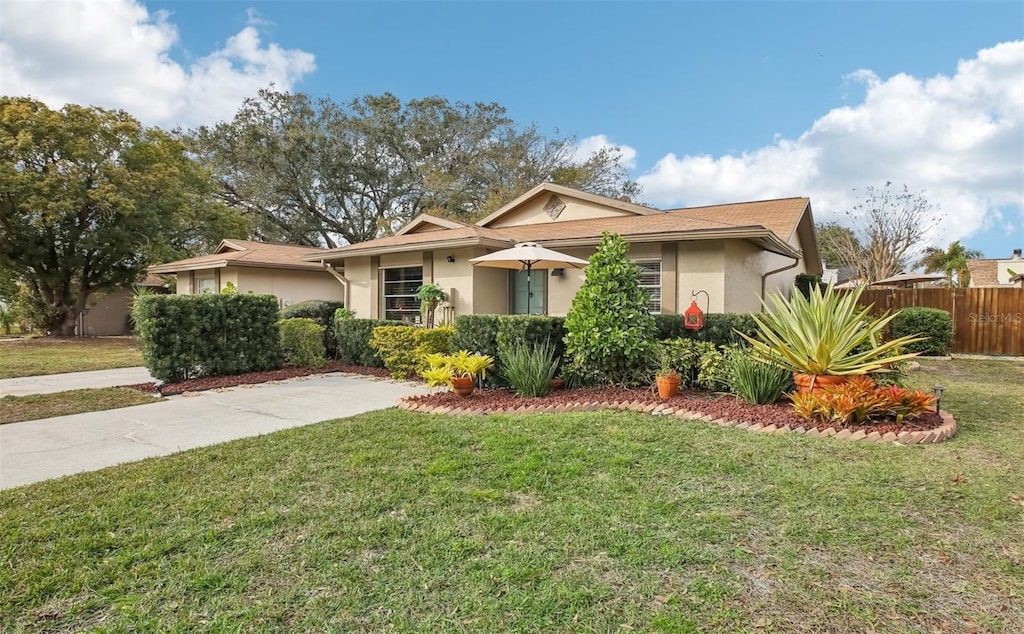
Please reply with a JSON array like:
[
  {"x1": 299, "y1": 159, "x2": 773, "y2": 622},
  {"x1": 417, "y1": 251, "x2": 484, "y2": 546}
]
[
  {"x1": 967, "y1": 249, "x2": 1024, "y2": 287},
  {"x1": 302, "y1": 183, "x2": 822, "y2": 321},
  {"x1": 149, "y1": 239, "x2": 344, "y2": 307}
]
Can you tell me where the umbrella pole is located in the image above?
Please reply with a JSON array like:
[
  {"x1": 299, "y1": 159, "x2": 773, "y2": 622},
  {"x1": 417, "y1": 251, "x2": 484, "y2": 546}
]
[{"x1": 526, "y1": 264, "x2": 532, "y2": 314}]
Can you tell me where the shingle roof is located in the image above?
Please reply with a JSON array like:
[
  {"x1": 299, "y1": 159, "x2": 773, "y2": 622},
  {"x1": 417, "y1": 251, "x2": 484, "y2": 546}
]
[
  {"x1": 313, "y1": 196, "x2": 811, "y2": 260},
  {"x1": 967, "y1": 259, "x2": 999, "y2": 286},
  {"x1": 150, "y1": 239, "x2": 331, "y2": 273}
]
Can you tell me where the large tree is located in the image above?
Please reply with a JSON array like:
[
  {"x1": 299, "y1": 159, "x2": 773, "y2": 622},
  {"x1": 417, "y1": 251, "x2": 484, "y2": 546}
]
[
  {"x1": 0, "y1": 97, "x2": 247, "y2": 336},
  {"x1": 818, "y1": 182, "x2": 942, "y2": 283},
  {"x1": 917, "y1": 241, "x2": 983, "y2": 287},
  {"x1": 191, "y1": 89, "x2": 639, "y2": 247}
]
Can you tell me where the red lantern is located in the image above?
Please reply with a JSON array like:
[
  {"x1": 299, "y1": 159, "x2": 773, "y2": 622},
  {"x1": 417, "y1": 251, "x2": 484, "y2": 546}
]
[{"x1": 684, "y1": 300, "x2": 704, "y2": 330}]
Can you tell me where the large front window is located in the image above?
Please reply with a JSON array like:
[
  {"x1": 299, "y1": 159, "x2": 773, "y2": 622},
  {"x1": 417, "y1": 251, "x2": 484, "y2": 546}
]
[
  {"x1": 383, "y1": 266, "x2": 423, "y2": 322},
  {"x1": 636, "y1": 260, "x2": 661, "y2": 314}
]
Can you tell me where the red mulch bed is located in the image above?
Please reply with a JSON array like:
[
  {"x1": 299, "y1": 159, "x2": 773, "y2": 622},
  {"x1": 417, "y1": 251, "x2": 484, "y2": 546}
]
[
  {"x1": 124, "y1": 362, "x2": 391, "y2": 396},
  {"x1": 403, "y1": 386, "x2": 944, "y2": 435}
]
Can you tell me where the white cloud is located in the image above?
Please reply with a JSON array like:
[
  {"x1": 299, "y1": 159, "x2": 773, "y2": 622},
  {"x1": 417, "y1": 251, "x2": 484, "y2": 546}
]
[
  {"x1": 572, "y1": 134, "x2": 638, "y2": 169},
  {"x1": 637, "y1": 41, "x2": 1024, "y2": 248},
  {"x1": 0, "y1": 0, "x2": 315, "y2": 128}
]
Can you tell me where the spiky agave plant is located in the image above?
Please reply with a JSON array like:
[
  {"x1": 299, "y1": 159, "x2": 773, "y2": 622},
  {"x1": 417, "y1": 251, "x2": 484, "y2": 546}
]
[{"x1": 739, "y1": 285, "x2": 924, "y2": 376}]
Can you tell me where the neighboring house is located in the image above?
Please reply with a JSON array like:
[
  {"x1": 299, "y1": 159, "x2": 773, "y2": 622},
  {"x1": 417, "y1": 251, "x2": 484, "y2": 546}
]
[
  {"x1": 302, "y1": 183, "x2": 822, "y2": 320},
  {"x1": 967, "y1": 249, "x2": 1024, "y2": 287},
  {"x1": 149, "y1": 239, "x2": 344, "y2": 307},
  {"x1": 76, "y1": 274, "x2": 168, "y2": 336}
]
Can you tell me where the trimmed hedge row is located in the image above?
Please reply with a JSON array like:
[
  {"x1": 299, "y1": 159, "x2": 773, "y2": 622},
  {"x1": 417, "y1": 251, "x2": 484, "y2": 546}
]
[
  {"x1": 335, "y1": 318, "x2": 407, "y2": 367},
  {"x1": 653, "y1": 313, "x2": 759, "y2": 346},
  {"x1": 133, "y1": 294, "x2": 282, "y2": 382}
]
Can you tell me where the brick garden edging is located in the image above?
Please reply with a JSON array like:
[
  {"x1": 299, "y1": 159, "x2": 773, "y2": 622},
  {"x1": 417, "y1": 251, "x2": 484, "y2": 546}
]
[{"x1": 395, "y1": 397, "x2": 958, "y2": 445}]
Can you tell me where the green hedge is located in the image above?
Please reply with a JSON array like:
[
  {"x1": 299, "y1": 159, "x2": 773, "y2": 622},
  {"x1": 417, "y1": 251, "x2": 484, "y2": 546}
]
[
  {"x1": 279, "y1": 317, "x2": 326, "y2": 367},
  {"x1": 891, "y1": 307, "x2": 953, "y2": 356},
  {"x1": 496, "y1": 315, "x2": 566, "y2": 361},
  {"x1": 794, "y1": 273, "x2": 828, "y2": 299},
  {"x1": 653, "y1": 313, "x2": 759, "y2": 346},
  {"x1": 133, "y1": 294, "x2": 282, "y2": 382},
  {"x1": 280, "y1": 300, "x2": 346, "y2": 357},
  {"x1": 336, "y1": 318, "x2": 407, "y2": 367},
  {"x1": 450, "y1": 315, "x2": 501, "y2": 361}
]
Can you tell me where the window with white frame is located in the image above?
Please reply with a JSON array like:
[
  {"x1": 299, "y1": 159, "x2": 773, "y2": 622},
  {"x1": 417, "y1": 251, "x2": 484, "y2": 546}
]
[
  {"x1": 635, "y1": 260, "x2": 662, "y2": 314},
  {"x1": 383, "y1": 266, "x2": 423, "y2": 322}
]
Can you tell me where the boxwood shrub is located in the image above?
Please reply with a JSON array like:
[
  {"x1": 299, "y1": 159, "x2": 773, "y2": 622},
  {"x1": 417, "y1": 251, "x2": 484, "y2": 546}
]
[
  {"x1": 280, "y1": 299, "x2": 347, "y2": 357},
  {"x1": 133, "y1": 293, "x2": 282, "y2": 382},
  {"x1": 653, "y1": 313, "x2": 759, "y2": 346},
  {"x1": 890, "y1": 307, "x2": 953, "y2": 356},
  {"x1": 496, "y1": 315, "x2": 566, "y2": 362},
  {"x1": 336, "y1": 318, "x2": 407, "y2": 367},
  {"x1": 278, "y1": 317, "x2": 326, "y2": 367},
  {"x1": 450, "y1": 315, "x2": 501, "y2": 361}
]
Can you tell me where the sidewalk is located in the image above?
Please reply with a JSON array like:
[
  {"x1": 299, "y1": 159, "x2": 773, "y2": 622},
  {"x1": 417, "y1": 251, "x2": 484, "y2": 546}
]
[
  {"x1": 0, "y1": 373, "x2": 427, "y2": 489},
  {"x1": 0, "y1": 367, "x2": 155, "y2": 397}
]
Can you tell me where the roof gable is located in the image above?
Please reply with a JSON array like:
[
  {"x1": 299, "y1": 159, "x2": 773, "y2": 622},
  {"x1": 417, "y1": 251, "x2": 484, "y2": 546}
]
[
  {"x1": 475, "y1": 183, "x2": 659, "y2": 229},
  {"x1": 394, "y1": 213, "x2": 471, "y2": 236}
]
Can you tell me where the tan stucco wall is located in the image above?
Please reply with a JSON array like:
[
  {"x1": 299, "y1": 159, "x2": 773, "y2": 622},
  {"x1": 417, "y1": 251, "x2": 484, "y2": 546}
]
[
  {"x1": 82, "y1": 289, "x2": 133, "y2": 336},
  {"x1": 344, "y1": 257, "x2": 373, "y2": 318},
  {"x1": 677, "y1": 240, "x2": 726, "y2": 313},
  {"x1": 234, "y1": 267, "x2": 344, "y2": 308},
  {"x1": 487, "y1": 194, "x2": 641, "y2": 228}
]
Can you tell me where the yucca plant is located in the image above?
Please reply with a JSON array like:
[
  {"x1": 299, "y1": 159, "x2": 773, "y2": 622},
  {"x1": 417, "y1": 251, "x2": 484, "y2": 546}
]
[
  {"x1": 726, "y1": 352, "x2": 794, "y2": 404},
  {"x1": 500, "y1": 341, "x2": 559, "y2": 397},
  {"x1": 739, "y1": 285, "x2": 924, "y2": 376}
]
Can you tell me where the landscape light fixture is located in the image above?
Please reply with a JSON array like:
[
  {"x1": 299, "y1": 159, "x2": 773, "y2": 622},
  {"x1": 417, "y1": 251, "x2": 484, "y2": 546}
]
[{"x1": 932, "y1": 385, "x2": 945, "y2": 415}]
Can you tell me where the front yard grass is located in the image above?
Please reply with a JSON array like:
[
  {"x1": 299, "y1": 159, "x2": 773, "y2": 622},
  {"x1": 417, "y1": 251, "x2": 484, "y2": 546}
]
[
  {"x1": 0, "y1": 387, "x2": 162, "y2": 425},
  {"x1": 1, "y1": 358, "x2": 1021, "y2": 632},
  {"x1": 0, "y1": 337, "x2": 145, "y2": 379}
]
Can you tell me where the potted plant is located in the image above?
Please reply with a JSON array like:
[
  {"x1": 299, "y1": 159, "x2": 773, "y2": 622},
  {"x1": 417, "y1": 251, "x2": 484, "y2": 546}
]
[
  {"x1": 415, "y1": 283, "x2": 448, "y2": 328},
  {"x1": 421, "y1": 350, "x2": 494, "y2": 397},
  {"x1": 655, "y1": 348, "x2": 681, "y2": 400},
  {"x1": 739, "y1": 285, "x2": 924, "y2": 392}
]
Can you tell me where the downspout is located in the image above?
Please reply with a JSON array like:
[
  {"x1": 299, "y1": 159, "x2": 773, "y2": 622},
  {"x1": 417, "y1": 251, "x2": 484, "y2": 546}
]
[
  {"x1": 760, "y1": 255, "x2": 800, "y2": 311},
  {"x1": 321, "y1": 261, "x2": 350, "y2": 307}
]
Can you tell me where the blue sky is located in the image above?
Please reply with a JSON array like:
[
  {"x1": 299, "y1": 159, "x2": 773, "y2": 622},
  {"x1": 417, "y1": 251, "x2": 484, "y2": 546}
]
[{"x1": 3, "y1": 1, "x2": 1022, "y2": 259}]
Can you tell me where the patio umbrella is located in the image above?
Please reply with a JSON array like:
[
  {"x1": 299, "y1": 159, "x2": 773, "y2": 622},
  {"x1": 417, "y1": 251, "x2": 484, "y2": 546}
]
[
  {"x1": 869, "y1": 272, "x2": 946, "y2": 288},
  {"x1": 469, "y1": 242, "x2": 589, "y2": 313}
]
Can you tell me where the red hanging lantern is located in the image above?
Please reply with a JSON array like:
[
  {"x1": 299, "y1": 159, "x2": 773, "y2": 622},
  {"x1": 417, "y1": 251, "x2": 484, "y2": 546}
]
[{"x1": 683, "y1": 300, "x2": 704, "y2": 330}]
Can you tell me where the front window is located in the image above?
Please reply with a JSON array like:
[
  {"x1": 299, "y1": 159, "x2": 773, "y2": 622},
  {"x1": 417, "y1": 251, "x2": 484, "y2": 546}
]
[
  {"x1": 384, "y1": 266, "x2": 423, "y2": 322},
  {"x1": 197, "y1": 277, "x2": 216, "y2": 294},
  {"x1": 636, "y1": 260, "x2": 661, "y2": 314}
]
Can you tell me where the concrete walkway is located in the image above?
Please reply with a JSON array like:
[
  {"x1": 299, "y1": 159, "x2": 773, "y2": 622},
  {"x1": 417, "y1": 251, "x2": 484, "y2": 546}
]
[
  {"x1": 0, "y1": 366, "x2": 155, "y2": 397},
  {"x1": 0, "y1": 373, "x2": 427, "y2": 489}
]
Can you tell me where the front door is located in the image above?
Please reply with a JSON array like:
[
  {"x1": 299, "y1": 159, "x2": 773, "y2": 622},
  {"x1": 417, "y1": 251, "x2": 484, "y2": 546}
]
[{"x1": 511, "y1": 269, "x2": 546, "y2": 315}]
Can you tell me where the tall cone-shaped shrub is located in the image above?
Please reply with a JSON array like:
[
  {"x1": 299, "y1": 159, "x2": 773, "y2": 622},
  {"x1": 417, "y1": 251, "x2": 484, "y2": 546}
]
[{"x1": 564, "y1": 232, "x2": 657, "y2": 385}]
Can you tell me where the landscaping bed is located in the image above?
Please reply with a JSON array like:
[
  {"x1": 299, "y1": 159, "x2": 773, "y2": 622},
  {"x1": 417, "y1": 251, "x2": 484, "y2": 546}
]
[
  {"x1": 402, "y1": 386, "x2": 944, "y2": 436},
  {"x1": 125, "y1": 362, "x2": 391, "y2": 395}
]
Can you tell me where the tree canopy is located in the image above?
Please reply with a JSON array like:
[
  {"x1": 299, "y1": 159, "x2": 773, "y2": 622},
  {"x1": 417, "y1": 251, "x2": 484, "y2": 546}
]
[
  {"x1": 917, "y1": 241, "x2": 983, "y2": 287},
  {"x1": 817, "y1": 182, "x2": 942, "y2": 283},
  {"x1": 0, "y1": 97, "x2": 247, "y2": 335},
  {"x1": 190, "y1": 89, "x2": 640, "y2": 248}
]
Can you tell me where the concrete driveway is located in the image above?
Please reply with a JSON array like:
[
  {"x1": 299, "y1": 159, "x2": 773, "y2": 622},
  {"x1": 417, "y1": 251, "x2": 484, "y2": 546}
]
[
  {"x1": 0, "y1": 373, "x2": 426, "y2": 490},
  {"x1": 0, "y1": 366, "x2": 155, "y2": 397}
]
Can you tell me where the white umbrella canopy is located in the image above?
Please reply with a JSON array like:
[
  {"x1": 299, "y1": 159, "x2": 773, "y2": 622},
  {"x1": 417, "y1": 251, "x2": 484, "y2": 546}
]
[
  {"x1": 468, "y1": 242, "x2": 589, "y2": 271},
  {"x1": 469, "y1": 242, "x2": 589, "y2": 313}
]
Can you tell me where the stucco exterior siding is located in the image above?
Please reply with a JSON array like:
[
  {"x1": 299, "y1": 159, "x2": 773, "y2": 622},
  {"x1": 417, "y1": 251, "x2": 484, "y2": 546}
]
[
  {"x1": 233, "y1": 267, "x2": 343, "y2": 307},
  {"x1": 676, "y1": 240, "x2": 727, "y2": 313}
]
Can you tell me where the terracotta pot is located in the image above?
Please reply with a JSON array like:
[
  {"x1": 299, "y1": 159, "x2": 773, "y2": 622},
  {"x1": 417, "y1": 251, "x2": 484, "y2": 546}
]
[
  {"x1": 793, "y1": 373, "x2": 850, "y2": 393},
  {"x1": 451, "y1": 376, "x2": 475, "y2": 397},
  {"x1": 550, "y1": 377, "x2": 565, "y2": 390},
  {"x1": 656, "y1": 374, "x2": 680, "y2": 400}
]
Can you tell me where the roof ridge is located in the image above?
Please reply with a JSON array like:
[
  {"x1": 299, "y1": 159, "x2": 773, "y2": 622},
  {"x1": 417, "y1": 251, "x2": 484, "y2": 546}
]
[{"x1": 665, "y1": 196, "x2": 808, "y2": 212}]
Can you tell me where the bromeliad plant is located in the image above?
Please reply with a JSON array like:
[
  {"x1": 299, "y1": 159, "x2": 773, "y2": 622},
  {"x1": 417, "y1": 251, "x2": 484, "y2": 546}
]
[
  {"x1": 420, "y1": 350, "x2": 495, "y2": 393},
  {"x1": 789, "y1": 376, "x2": 934, "y2": 425},
  {"x1": 739, "y1": 284, "x2": 924, "y2": 377}
]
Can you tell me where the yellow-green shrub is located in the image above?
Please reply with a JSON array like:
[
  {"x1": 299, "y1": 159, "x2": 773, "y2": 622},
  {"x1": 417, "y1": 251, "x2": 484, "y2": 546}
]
[
  {"x1": 278, "y1": 317, "x2": 326, "y2": 368},
  {"x1": 370, "y1": 325, "x2": 454, "y2": 379}
]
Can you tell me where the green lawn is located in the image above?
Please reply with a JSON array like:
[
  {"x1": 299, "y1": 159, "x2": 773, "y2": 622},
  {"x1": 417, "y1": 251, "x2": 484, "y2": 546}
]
[
  {"x1": 1, "y1": 359, "x2": 1021, "y2": 632},
  {"x1": 0, "y1": 337, "x2": 145, "y2": 379},
  {"x1": 0, "y1": 387, "x2": 162, "y2": 425}
]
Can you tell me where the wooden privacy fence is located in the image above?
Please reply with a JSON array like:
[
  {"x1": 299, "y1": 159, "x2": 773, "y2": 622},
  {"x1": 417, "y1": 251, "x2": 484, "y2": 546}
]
[{"x1": 851, "y1": 287, "x2": 1024, "y2": 356}]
